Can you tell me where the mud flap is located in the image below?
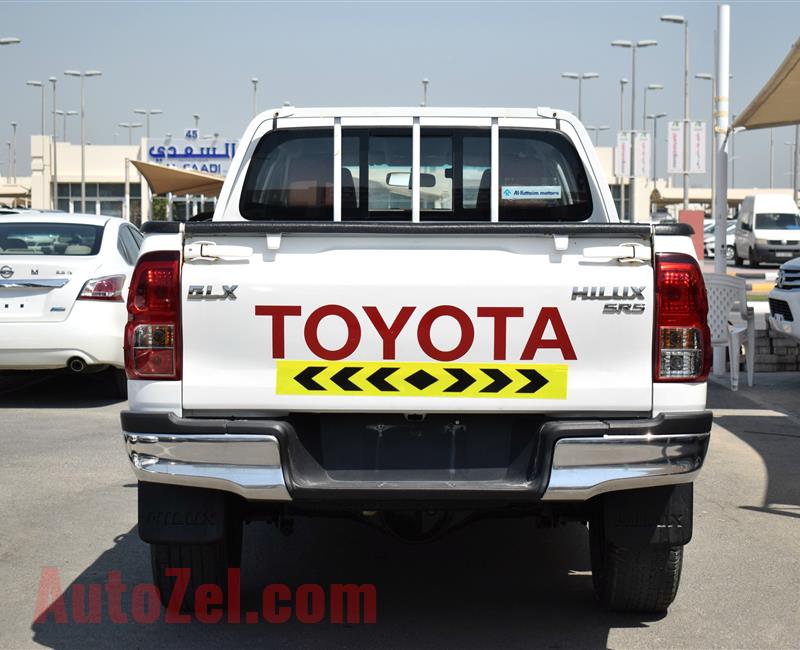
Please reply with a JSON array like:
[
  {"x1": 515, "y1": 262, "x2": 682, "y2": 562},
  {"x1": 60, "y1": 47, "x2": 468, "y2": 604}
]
[
  {"x1": 600, "y1": 484, "x2": 693, "y2": 547},
  {"x1": 137, "y1": 482, "x2": 227, "y2": 544}
]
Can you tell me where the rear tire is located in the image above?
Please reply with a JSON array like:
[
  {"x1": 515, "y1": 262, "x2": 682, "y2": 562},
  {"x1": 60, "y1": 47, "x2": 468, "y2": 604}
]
[
  {"x1": 150, "y1": 518, "x2": 242, "y2": 613},
  {"x1": 590, "y1": 515, "x2": 683, "y2": 613},
  {"x1": 725, "y1": 245, "x2": 735, "y2": 263}
]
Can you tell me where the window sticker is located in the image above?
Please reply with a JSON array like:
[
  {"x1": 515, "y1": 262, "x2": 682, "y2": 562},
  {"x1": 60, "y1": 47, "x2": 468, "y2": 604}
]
[{"x1": 501, "y1": 186, "x2": 562, "y2": 200}]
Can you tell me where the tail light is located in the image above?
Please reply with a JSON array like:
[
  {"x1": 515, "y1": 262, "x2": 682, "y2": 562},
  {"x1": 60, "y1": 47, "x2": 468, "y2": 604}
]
[
  {"x1": 654, "y1": 252, "x2": 711, "y2": 382},
  {"x1": 78, "y1": 274, "x2": 126, "y2": 301},
  {"x1": 124, "y1": 251, "x2": 181, "y2": 380}
]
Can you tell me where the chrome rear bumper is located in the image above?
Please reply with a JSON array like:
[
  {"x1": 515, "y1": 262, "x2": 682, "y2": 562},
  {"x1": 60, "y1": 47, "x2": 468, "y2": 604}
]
[
  {"x1": 123, "y1": 418, "x2": 710, "y2": 503},
  {"x1": 125, "y1": 433, "x2": 290, "y2": 500},
  {"x1": 541, "y1": 432, "x2": 709, "y2": 500}
]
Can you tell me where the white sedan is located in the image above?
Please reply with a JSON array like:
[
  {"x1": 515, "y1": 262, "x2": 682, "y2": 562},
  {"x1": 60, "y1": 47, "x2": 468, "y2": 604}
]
[
  {"x1": 0, "y1": 211, "x2": 142, "y2": 395},
  {"x1": 703, "y1": 222, "x2": 736, "y2": 261}
]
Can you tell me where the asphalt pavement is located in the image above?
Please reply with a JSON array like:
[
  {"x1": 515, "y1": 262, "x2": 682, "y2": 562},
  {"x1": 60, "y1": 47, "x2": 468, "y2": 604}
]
[{"x1": 0, "y1": 371, "x2": 798, "y2": 649}]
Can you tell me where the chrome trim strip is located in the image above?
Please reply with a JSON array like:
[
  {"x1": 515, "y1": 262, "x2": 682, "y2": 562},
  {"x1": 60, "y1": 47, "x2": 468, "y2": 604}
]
[
  {"x1": 0, "y1": 278, "x2": 70, "y2": 289},
  {"x1": 123, "y1": 432, "x2": 291, "y2": 501},
  {"x1": 541, "y1": 432, "x2": 710, "y2": 501}
]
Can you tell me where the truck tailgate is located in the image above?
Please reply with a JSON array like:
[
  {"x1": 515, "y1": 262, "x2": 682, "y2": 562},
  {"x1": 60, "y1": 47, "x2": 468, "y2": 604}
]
[{"x1": 180, "y1": 232, "x2": 653, "y2": 413}]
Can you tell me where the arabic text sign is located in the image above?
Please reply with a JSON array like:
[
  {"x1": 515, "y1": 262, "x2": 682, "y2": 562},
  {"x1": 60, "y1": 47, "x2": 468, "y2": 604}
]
[
  {"x1": 146, "y1": 139, "x2": 237, "y2": 175},
  {"x1": 614, "y1": 132, "x2": 630, "y2": 177},
  {"x1": 667, "y1": 121, "x2": 683, "y2": 174},
  {"x1": 634, "y1": 131, "x2": 651, "y2": 179},
  {"x1": 689, "y1": 121, "x2": 706, "y2": 174}
]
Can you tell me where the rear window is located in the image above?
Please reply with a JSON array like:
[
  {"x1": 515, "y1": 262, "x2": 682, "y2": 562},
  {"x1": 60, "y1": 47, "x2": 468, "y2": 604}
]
[
  {"x1": 0, "y1": 222, "x2": 103, "y2": 256},
  {"x1": 240, "y1": 127, "x2": 593, "y2": 222},
  {"x1": 755, "y1": 213, "x2": 800, "y2": 230}
]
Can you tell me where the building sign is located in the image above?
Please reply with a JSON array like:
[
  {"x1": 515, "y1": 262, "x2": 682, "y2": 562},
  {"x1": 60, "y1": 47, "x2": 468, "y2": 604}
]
[
  {"x1": 146, "y1": 139, "x2": 237, "y2": 175},
  {"x1": 667, "y1": 121, "x2": 683, "y2": 174},
  {"x1": 689, "y1": 121, "x2": 706, "y2": 174},
  {"x1": 634, "y1": 131, "x2": 651, "y2": 179},
  {"x1": 614, "y1": 132, "x2": 631, "y2": 178}
]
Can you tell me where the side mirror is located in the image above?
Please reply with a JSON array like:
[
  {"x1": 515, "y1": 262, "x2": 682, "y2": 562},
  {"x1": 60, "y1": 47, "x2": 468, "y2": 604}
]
[{"x1": 386, "y1": 172, "x2": 411, "y2": 188}]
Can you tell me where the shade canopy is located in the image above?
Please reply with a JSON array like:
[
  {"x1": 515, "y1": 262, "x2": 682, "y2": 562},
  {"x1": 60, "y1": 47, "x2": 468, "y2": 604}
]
[
  {"x1": 0, "y1": 184, "x2": 31, "y2": 198},
  {"x1": 734, "y1": 38, "x2": 800, "y2": 130},
  {"x1": 650, "y1": 186, "x2": 793, "y2": 207},
  {"x1": 130, "y1": 159, "x2": 224, "y2": 197}
]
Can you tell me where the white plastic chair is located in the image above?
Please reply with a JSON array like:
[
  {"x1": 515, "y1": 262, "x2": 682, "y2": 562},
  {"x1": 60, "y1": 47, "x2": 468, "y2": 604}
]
[{"x1": 704, "y1": 273, "x2": 755, "y2": 391}]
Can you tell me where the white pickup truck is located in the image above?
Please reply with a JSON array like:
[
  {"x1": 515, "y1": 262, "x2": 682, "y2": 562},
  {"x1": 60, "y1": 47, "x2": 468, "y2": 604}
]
[{"x1": 121, "y1": 107, "x2": 712, "y2": 613}]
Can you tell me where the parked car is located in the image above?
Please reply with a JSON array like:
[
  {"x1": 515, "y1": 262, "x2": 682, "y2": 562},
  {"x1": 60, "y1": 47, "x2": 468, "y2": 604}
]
[
  {"x1": 768, "y1": 256, "x2": 800, "y2": 341},
  {"x1": 0, "y1": 211, "x2": 142, "y2": 395},
  {"x1": 733, "y1": 194, "x2": 800, "y2": 267},
  {"x1": 122, "y1": 106, "x2": 712, "y2": 613},
  {"x1": 704, "y1": 222, "x2": 736, "y2": 261}
]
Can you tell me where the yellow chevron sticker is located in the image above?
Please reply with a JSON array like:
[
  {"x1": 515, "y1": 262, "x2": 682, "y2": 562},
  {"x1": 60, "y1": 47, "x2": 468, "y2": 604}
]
[{"x1": 276, "y1": 360, "x2": 568, "y2": 399}]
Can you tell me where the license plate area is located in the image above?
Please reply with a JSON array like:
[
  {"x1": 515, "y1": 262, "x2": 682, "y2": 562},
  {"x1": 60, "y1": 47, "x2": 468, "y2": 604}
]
[{"x1": 290, "y1": 413, "x2": 544, "y2": 483}]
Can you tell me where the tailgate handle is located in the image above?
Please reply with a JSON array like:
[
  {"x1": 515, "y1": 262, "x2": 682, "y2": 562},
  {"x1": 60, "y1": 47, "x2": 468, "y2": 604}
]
[
  {"x1": 184, "y1": 241, "x2": 254, "y2": 261},
  {"x1": 582, "y1": 243, "x2": 651, "y2": 263}
]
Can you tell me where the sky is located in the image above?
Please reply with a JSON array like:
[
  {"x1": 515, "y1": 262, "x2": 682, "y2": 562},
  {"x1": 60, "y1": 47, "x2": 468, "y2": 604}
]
[{"x1": 1, "y1": 0, "x2": 799, "y2": 189}]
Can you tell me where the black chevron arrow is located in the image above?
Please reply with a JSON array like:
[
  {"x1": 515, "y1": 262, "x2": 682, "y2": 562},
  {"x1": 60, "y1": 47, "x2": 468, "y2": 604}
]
[
  {"x1": 330, "y1": 366, "x2": 363, "y2": 391},
  {"x1": 444, "y1": 367, "x2": 476, "y2": 393},
  {"x1": 516, "y1": 368, "x2": 549, "y2": 394},
  {"x1": 480, "y1": 368, "x2": 512, "y2": 393},
  {"x1": 366, "y1": 367, "x2": 399, "y2": 392},
  {"x1": 294, "y1": 366, "x2": 326, "y2": 391}
]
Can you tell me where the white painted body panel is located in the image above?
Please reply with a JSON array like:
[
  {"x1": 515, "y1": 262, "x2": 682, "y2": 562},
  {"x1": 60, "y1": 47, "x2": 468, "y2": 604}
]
[{"x1": 180, "y1": 233, "x2": 655, "y2": 413}]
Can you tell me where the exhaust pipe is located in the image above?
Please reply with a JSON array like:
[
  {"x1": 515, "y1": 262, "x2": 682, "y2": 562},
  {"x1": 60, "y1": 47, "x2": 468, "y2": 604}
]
[{"x1": 68, "y1": 357, "x2": 86, "y2": 373}]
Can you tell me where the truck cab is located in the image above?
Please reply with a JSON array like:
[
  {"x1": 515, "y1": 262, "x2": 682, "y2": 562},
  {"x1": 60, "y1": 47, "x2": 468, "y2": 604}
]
[{"x1": 121, "y1": 107, "x2": 712, "y2": 613}]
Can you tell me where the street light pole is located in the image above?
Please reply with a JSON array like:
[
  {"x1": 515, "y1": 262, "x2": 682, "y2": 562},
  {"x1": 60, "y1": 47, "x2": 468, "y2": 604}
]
[
  {"x1": 251, "y1": 78, "x2": 258, "y2": 117},
  {"x1": 193, "y1": 113, "x2": 200, "y2": 133},
  {"x1": 26, "y1": 80, "x2": 45, "y2": 208},
  {"x1": 794, "y1": 126, "x2": 800, "y2": 204},
  {"x1": 769, "y1": 128, "x2": 774, "y2": 188},
  {"x1": 49, "y1": 77, "x2": 57, "y2": 209},
  {"x1": 661, "y1": 15, "x2": 690, "y2": 211},
  {"x1": 585, "y1": 125, "x2": 609, "y2": 145},
  {"x1": 133, "y1": 108, "x2": 162, "y2": 140},
  {"x1": 647, "y1": 113, "x2": 667, "y2": 185},
  {"x1": 55, "y1": 110, "x2": 77, "y2": 142},
  {"x1": 619, "y1": 78, "x2": 628, "y2": 131},
  {"x1": 612, "y1": 39, "x2": 658, "y2": 222},
  {"x1": 561, "y1": 72, "x2": 599, "y2": 121},
  {"x1": 118, "y1": 122, "x2": 143, "y2": 145},
  {"x1": 64, "y1": 70, "x2": 102, "y2": 213},
  {"x1": 10, "y1": 122, "x2": 17, "y2": 183},
  {"x1": 618, "y1": 78, "x2": 628, "y2": 221},
  {"x1": 695, "y1": 73, "x2": 716, "y2": 220},
  {"x1": 642, "y1": 84, "x2": 664, "y2": 130},
  {"x1": 421, "y1": 78, "x2": 429, "y2": 107}
]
